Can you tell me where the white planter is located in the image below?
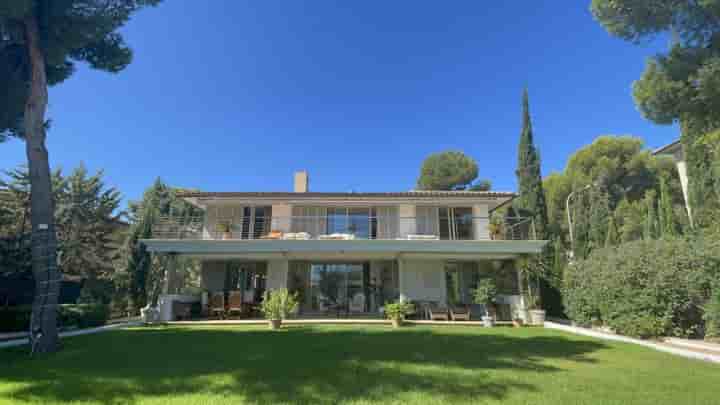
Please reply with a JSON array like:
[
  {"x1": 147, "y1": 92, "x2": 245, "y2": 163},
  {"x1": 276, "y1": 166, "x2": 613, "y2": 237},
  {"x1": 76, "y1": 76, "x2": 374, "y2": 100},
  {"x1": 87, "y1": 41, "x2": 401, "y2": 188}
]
[
  {"x1": 482, "y1": 316, "x2": 495, "y2": 327},
  {"x1": 529, "y1": 309, "x2": 546, "y2": 326},
  {"x1": 141, "y1": 305, "x2": 160, "y2": 324}
]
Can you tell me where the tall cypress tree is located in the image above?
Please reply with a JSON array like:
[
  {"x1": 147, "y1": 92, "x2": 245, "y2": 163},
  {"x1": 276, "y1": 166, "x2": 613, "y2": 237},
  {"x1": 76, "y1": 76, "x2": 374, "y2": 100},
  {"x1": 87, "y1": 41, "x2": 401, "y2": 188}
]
[
  {"x1": 588, "y1": 186, "x2": 611, "y2": 249},
  {"x1": 643, "y1": 190, "x2": 658, "y2": 240},
  {"x1": 605, "y1": 214, "x2": 619, "y2": 247},
  {"x1": 515, "y1": 89, "x2": 549, "y2": 239},
  {"x1": 658, "y1": 176, "x2": 676, "y2": 238}
]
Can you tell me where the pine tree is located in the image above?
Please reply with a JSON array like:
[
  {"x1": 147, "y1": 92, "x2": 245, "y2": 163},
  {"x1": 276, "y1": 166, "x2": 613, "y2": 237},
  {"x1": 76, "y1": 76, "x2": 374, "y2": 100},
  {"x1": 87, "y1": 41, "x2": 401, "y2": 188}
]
[
  {"x1": 515, "y1": 89, "x2": 549, "y2": 239},
  {"x1": 1, "y1": 0, "x2": 162, "y2": 353}
]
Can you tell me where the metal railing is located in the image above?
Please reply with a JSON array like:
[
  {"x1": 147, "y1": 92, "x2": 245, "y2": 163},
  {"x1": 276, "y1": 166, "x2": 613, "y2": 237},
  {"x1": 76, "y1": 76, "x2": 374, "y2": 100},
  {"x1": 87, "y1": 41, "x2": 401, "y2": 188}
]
[{"x1": 152, "y1": 215, "x2": 539, "y2": 241}]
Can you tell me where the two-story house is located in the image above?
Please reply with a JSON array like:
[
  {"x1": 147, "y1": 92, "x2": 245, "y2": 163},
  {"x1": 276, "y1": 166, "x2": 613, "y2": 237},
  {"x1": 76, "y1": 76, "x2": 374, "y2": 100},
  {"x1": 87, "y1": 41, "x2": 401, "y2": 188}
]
[{"x1": 141, "y1": 171, "x2": 547, "y2": 321}]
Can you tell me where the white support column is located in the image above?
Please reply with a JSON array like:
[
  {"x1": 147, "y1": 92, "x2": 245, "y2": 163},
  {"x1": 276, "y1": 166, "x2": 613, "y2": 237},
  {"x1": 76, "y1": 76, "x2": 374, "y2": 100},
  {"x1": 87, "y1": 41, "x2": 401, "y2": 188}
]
[
  {"x1": 676, "y1": 160, "x2": 693, "y2": 227},
  {"x1": 266, "y1": 259, "x2": 289, "y2": 290},
  {"x1": 472, "y1": 204, "x2": 490, "y2": 240},
  {"x1": 516, "y1": 262, "x2": 529, "y2": 322},
  {"x1": 398, "y1": 258, "x2": 408, "y2": 302},
  {"x1": 398, "y1": 204, "x2": 416, "y2": 238}
]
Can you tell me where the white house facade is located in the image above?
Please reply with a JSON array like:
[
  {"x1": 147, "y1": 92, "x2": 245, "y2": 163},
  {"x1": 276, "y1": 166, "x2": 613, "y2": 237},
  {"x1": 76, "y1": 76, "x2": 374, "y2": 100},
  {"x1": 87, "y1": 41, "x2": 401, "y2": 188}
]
[{"x1": 141, "y1": 172, "x2": 548, "y2": 322}]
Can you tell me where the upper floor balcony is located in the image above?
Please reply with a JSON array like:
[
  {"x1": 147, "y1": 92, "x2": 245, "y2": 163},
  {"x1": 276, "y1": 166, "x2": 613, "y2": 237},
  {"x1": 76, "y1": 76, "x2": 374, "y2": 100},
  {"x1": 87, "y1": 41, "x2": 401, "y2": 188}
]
[{"x1": 151, "y1": 213, "x2": 539, "y2": 242}]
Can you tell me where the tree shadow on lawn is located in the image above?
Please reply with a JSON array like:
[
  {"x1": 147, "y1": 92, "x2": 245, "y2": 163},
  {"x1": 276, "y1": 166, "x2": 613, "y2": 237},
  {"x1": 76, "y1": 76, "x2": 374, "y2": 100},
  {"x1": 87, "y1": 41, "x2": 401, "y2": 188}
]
[{"x1": 0, "y1": 326, "x2": 607, "y2": 404}]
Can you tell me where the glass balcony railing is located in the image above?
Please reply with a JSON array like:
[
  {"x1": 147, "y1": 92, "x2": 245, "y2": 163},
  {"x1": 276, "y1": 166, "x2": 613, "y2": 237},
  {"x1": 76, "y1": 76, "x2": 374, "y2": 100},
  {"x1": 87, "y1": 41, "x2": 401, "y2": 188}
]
[{"x1": 151, "y1": 215, "x2": 539, "y2": 241}]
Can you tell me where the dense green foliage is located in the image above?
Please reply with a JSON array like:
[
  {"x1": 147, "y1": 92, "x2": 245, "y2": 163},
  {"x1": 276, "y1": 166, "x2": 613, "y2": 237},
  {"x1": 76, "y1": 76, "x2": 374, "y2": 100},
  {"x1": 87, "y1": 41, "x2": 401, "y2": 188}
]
[
  {"x1": 704, "y1": 290, "x2": 720, "y2": 341},
  {"x1": 544, "y1": 136, "x2": 684, "y2": 258},
  {"x1": 591, "y1": 0, "x2": 720, "y2": 227},
  {"x1": 118, "y1": 179, "x2": 202, "y2": 313},
  {"x1": 260, "y1": 288, "x2": 299, "y2": 320},
  {"x1": 564, "y1": 237, "x2": 720, "y2": 338},
  {"x1": 0, "y1": 165, "x2": 123, "y2": 303},
  {"x1": 515, "y1": 89, "x2": 549, "y2": 239},
  {"x1": 383, "y1": 301, "x2": 415, "y2": 320},
  {"x1": 2, "y1": 325, "x2": 720, "y2": 404},
  {"x1": 416, "y1": 151, "x2": 490, "y2": 191},
  {"x1": 0, "y1": 0, "x2": 161, "y2": 137},
  {"x1": 0, "y1": 304, "x2": 109, "y2": 333},
  {"x1": 473, "y1": 279, "x2": 498, "y2": 306}
]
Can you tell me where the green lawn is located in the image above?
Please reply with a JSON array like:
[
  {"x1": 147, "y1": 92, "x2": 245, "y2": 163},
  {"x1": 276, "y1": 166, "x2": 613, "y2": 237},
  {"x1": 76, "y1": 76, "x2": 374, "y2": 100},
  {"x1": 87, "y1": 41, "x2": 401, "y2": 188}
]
[{"x1": 1, "y1": 325, "x2": 719, "y2": 405}]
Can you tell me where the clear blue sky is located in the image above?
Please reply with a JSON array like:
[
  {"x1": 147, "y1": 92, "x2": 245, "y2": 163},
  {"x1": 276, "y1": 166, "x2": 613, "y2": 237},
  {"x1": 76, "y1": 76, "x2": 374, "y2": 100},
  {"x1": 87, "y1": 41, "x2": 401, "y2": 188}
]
[{"x1": 0, "y1": 1, "x2": 679, "y2": 206}]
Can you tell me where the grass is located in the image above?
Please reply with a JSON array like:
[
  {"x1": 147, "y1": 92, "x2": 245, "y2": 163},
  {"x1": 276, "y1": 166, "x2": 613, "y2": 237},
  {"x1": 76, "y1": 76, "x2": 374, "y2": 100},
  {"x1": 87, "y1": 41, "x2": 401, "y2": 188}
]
[{"x1": 0, "y1": 325, "x2": 719, "y2": 405}]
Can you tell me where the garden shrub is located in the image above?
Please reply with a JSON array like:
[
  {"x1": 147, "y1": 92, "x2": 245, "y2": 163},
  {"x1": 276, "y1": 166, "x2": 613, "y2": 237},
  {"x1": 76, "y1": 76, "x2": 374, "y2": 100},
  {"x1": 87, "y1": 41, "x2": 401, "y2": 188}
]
[
  {"x1": 704, "y1": 291, "x2": 720, "y2": 342},
  {"x1": 563, "y1": 238, "x2": 719, "y2": 338},
  {"x1": 0, "y1": 306, "x2": 32, "y2": 332},
  {"x1": 59, "y1": 304, "x2": 111, "y2": 328},
  {"x1": 0, "y1": 304, "x2": 110, "y2": 332}
]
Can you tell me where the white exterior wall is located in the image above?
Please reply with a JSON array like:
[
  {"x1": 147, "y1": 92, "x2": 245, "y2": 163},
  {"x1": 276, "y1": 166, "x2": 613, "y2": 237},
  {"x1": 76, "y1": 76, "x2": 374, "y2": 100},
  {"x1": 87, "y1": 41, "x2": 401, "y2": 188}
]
[
  {"x1": 398, "y1": 259, "x2": 446, "y2": 304},
  {"x1": 266, "y1": 259, "x2": 289, "y2": 290},
  {"x1": 271, "y1": 203, "x2": 292, "y2": 232},
  {"x1": 472, "y1": 204, "x2": 490, "y2": 240}
]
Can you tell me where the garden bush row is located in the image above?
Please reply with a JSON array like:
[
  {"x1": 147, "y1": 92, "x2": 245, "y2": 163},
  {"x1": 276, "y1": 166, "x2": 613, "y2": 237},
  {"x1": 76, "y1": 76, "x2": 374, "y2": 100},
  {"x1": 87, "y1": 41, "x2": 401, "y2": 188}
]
[
  {"x1": 563, "y1": 237, "x2": 720, "y2": 339},
  {"x1": 0, "y1": 304, "x2": 110, "y2": 333}
]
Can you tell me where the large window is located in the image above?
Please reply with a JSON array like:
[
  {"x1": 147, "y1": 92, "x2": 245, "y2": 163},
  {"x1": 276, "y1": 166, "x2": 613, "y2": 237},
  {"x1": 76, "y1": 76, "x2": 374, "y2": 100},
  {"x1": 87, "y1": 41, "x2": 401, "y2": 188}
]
[
  {"x1": 445, "y1": 261, "x2": 479, "y2": 306},
  {"x1": 240, "y1": 206, "x2": 272, "y2": 239},
  {"x1": 325, "y1": 207, "x2": 376, "y2": 239},
  {"x1": 439, "y1": 207, "x2": 474, "y2": 240},
  {"x1": 309, "y1": 263, "x2": 368, "y2": 312}
]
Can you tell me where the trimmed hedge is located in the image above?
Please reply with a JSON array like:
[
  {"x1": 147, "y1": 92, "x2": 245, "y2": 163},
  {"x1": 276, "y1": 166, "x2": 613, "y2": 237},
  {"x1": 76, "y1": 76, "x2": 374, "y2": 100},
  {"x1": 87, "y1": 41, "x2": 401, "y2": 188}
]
[
  {"x1": 563, "y1": 237, "x2": 720, "y2": 339},
  {"x1": 0, "y1": 304, "x2": 110, "y2": 333}
]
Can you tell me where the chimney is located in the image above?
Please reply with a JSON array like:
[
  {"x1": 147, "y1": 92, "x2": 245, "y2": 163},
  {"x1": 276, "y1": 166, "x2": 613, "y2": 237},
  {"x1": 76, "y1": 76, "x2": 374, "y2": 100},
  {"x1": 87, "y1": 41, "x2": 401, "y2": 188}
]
[{"x1": 294, "y1": 171, "x2": 309, "y2": 193}]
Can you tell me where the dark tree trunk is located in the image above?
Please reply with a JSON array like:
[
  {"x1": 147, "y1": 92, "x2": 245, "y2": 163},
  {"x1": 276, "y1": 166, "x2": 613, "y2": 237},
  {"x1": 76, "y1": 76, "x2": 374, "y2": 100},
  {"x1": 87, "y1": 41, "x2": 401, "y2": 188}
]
[{"x1": 24, "y1": 16, "x2": 60, "y2": 354}]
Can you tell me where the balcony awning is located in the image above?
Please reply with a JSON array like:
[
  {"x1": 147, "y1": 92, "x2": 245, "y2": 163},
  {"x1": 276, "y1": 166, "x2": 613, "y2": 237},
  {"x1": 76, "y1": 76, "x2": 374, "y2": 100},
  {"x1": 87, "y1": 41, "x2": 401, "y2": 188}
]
[{"x1": 140, "y1": 239, "x2": 548, "y2": 260}]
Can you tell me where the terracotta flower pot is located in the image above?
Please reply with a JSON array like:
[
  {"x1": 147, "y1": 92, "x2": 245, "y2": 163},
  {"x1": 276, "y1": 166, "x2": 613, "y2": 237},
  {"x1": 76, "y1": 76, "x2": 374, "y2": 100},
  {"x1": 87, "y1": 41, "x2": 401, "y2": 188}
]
[{"x1": 269, "y1": 319, "x2": 282, "y2": 330}]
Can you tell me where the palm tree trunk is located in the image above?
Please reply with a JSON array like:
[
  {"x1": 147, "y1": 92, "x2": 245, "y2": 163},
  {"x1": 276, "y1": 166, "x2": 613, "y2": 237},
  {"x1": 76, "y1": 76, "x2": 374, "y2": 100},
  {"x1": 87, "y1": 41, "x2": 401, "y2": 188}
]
[{"x1": 24, "y1": 16, "x2": 60, "y2": 354}]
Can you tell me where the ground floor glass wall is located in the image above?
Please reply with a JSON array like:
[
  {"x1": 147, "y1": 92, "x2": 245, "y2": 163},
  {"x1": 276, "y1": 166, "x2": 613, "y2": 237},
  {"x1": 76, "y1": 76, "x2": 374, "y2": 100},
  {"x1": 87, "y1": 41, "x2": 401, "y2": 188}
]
[{"x1": 288, "y1": 260, "x2": 399, "y2": 315}]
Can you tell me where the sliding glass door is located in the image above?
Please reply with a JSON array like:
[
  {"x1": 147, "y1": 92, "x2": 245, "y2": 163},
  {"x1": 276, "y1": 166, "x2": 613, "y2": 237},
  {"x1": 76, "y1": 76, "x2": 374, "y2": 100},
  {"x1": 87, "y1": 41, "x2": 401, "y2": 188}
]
[
  {"x1": 309, "y1": 263, "x2": 368, "y2": 313},
  {"x1": 325, "y1": 208, "x2": 375, "y2": 239}
]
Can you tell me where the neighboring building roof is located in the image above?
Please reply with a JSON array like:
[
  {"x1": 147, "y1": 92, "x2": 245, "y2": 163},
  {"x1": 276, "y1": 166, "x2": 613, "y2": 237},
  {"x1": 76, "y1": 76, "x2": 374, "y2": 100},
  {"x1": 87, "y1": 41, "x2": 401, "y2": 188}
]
[
  {"x1": 177, "y1": 190, "x2": 516, "y2": 199},
  {"x1": 653, "y1": 139, "x2": 682, "y2": 156}
]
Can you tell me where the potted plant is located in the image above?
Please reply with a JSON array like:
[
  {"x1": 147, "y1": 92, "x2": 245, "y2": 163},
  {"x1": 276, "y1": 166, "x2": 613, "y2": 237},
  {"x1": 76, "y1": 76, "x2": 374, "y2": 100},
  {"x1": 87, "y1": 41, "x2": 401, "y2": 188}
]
[
  {"x1": 216, "y1": 222, "x2": 232, "y2": 240},
  {"x1": 260, "y1": 288, "x2": 299, "y2": 330},
  {"x1": 473, "y1": 279, "x2": 498, "y2": 327},
  {"x1": 527, "y1": 296, "x2": 546, "y2": 326},
  {"x1": 384, "y1": 300, "x2": 415, "y2": 328},
  {"x1": 518, "y1": 255, "x2": 547, "y2": 326}
]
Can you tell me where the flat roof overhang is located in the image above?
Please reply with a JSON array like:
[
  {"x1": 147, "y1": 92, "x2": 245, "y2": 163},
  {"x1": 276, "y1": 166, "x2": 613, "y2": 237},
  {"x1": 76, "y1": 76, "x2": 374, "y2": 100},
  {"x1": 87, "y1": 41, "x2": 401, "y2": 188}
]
[{"x1": 140, "y1": 239, "x2": 548, "y2": 261}]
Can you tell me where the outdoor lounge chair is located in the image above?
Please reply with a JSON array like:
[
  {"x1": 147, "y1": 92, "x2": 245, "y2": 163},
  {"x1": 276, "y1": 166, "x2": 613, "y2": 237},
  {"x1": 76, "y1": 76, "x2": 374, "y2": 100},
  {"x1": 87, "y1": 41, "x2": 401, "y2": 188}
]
[
  {"x1": 210, "y1": 292, "x2": 226, "y2": 319},
  {"x1": 450, "y1": 306, "x2": 471, "y2": 321},
  {"x1": 428, "y1": 306, "x2": 449, "y2": 321},
  {"x1": 227, "y1": 290, "x2": 243, "y2": 318}
]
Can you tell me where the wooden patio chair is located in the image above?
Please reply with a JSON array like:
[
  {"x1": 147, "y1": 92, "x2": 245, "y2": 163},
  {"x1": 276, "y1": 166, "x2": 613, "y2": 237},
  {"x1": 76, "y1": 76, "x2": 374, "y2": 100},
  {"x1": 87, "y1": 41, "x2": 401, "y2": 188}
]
[
  {"x1": 210, "y1": 292, "x2": 226, "y2": 319},
  {"x1": 450, "y1": 306, "x2": 471, "y2": 321},
  {"x1": 227, "y1": 291, "x2": 243, "y2": 318},
  {"x1": 428, "y1": 306, "x2": 449, "y2": 321}
]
